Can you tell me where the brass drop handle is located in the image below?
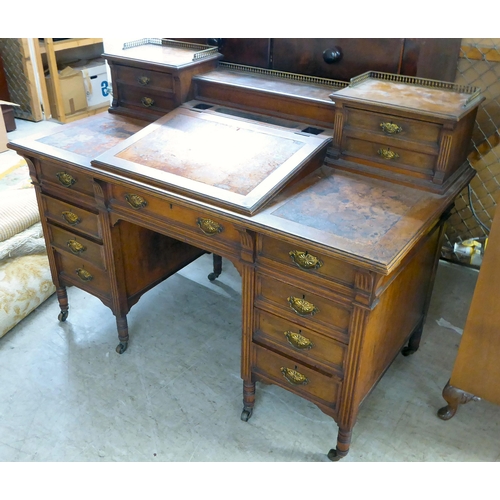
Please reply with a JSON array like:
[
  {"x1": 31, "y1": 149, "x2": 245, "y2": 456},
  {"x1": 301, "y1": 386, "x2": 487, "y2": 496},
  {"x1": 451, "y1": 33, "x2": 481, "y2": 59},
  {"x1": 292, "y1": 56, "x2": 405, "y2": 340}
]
[
  {"x1": 284, "y1": 330, "x2": 314, "y2": 350},
  {"x1": 67, "y1": 239, "x2": 86, "y2": 255},
  {"x1": 138, "y1": 76, "x2": 151, "y2": 86},
  {"x1": 76, "y1": 268, "x2": 93, "y2": 282},
  {"x1": 141, "y1": 97, "x2": 155, "y2": 107},
  {"x1": 197, "y1": 217, "x2": 223, "y2": 236},
  {"x1": 380, "y1": 122, "x2": 403, "y2": 134},
  {"x1": 56, "y1": 171, "x2": 76, "y2": 187},
  {"x1": 125, "y1": 193, "x2": 147, "y2": 209},
  {"x1": 289, "y1": 250, "x2": 323, "y2": 270},
  {"x1": 281, "y1": 367, "x2": 309, "y2": 386},
  {"x1": 377, "y1": 148, "x2": 400, "y2": 160},
  {"x1": 62, "y1": 210, "x2": 81, "y2": 226},
  {"x1": 287, "y1": 296, "x2": 319, "y2": 317}
]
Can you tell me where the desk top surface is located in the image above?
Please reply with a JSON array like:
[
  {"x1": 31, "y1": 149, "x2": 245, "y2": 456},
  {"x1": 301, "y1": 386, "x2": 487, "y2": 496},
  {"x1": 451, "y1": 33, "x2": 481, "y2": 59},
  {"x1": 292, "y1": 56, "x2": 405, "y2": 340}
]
[{"x1": 9, "y1": 112, "x2": 468, "y2": 274}]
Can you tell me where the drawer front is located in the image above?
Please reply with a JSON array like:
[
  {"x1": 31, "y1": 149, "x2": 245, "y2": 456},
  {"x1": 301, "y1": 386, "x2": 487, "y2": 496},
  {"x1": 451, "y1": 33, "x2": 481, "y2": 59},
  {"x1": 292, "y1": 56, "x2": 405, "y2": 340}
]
[
  {"x1": 345, "y1": 108, "x2": 441, "y2": 145},
  {"x1": 344, "y1": 136, "x2": 436, "y2": 174},
  {"x1": 47, "y1": 224, "x2": 106, "y2": 270},
  {"x1": 56, "y1": 251, "x2": 110, "y2": 299},
  {"x1": 116, "y1": 84, "x2": 176, "y2": 115},
  {"x1": 42, "y1": 195, "x2": 101, "y2": 240},
  {"x1": 255, "y1": 273, "x2": 351, "y2": 339},
  {"x1": 252, "y1": 344, "x2": 341, "y2": 409},
  {"x1": 114, "y1": 65, "x2": 174, "y2": 92},
  {"x1": 39, "y1": 161, "x2": 96, "y2": 198},
  {"x1": 257, "y1": 235, "x2": 355, "y2": 288},
  {"x1": 110, "y1": 184, "x2": 242, "y2": 250},
  {"x1": 253, "y1": 309, "x2": 346, "y2": 375}
]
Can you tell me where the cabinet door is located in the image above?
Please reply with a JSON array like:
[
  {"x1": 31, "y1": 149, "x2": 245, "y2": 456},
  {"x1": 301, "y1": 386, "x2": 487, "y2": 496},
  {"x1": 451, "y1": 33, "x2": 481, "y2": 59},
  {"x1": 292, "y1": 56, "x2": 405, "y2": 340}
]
[
  {"x1": 219, "y1": 38, "x2": 272, "y2": 68},
  {"x1": 271, "y1": 38, "x2": 405, "y2": 80}
]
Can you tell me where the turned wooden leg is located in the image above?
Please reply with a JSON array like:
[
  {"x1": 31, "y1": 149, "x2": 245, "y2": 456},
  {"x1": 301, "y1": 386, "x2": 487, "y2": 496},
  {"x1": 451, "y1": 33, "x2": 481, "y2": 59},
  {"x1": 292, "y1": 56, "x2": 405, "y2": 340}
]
[
  {"x1": 208, "y1": 254, "x2": 223, "y2": 281},
  {"x1": 327, "y1": 427, "x2": 352, "y2": 461},
  {"x1": 401, "y1": 321, "x2": 424, "y2": 356},
  {"x1": 56, "y1": 286, "x2": 69, "y2": 322},
  {"x1": 241, "y1": 381, "x2": 255, "y2": 422},
  {"x1": 115, "y1": 315, "x2": 129, "y2": 354},
  {"x1": 437, "y1": 380, "x2": 480, "y2": 420}
]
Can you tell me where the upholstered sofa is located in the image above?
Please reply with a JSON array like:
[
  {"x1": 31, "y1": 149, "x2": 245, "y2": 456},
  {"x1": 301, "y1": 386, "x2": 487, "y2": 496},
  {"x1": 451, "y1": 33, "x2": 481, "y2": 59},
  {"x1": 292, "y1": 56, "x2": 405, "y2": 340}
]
[{"x1": 0, "y1": 157, "x2": 55, "y2": 339}]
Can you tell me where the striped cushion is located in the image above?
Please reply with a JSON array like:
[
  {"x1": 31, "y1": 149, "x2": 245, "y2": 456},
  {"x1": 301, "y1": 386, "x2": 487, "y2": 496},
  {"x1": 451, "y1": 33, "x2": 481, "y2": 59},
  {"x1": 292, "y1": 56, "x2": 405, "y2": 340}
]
[{"x1": 0, "y1": 188, "x2": 40, "y2": 242}]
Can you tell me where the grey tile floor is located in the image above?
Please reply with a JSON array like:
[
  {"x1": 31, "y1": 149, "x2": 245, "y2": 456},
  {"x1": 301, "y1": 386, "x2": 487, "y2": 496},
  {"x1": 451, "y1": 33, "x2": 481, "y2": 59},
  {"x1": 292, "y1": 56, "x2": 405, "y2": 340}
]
[{"x1": 2, "y1": 118, "x2": 499, "y2": 466}]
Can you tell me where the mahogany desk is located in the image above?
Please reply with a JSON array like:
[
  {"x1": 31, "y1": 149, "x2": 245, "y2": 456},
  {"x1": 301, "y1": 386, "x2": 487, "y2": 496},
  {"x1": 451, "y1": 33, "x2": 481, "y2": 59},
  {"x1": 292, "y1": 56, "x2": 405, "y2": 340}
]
[
  {"x1": 7, "y1": 40, "x2": 481, "y2": 460},
  {"x1": 9, "y1": 109, "x2": 473, "y2": 460}
]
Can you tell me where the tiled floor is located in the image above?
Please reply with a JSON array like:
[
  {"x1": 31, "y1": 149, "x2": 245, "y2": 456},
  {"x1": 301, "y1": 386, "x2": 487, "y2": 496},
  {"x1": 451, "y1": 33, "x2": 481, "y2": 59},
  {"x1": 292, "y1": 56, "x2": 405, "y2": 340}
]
[{"x1": 1, "y1": 118, "x2": 499, "y2": 466}]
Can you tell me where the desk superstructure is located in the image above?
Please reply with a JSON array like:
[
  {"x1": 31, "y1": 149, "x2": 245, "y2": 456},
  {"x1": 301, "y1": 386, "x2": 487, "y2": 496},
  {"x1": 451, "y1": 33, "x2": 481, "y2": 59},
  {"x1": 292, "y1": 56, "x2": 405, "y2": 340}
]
[{"x1": 8, "y1": 38, "x2": 481, "y2": 460}]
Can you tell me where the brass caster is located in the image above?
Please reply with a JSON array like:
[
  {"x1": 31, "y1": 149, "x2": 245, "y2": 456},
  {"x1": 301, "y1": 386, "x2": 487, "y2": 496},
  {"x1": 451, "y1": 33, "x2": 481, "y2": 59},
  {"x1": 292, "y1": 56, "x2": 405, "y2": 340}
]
[
  {"x1": 401, "y1": 346, "x2": 416, "y2": 357},
  {"x1": 116, "y1": 342, "x2": 128, "y2": 354},
  {"x1": 327, "y1": 448, "x2": 345, "y2": 461},
  {"x1": 241, "y1": 408, "x2": 253, "y2": 422},
  {"x1": 58, "y1": 310, "x2": 68, "y2": 322}
]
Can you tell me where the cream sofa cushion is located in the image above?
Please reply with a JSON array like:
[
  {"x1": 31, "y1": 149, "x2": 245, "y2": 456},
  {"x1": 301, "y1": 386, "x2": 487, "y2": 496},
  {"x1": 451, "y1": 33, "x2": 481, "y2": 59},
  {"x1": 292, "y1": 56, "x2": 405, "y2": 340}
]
[
  {"x1": 0, "y1": 188, "x2": 40, "y2": 242},
  {"x1": 0, "y1": 253, "x2": 56, "y2": 338}
]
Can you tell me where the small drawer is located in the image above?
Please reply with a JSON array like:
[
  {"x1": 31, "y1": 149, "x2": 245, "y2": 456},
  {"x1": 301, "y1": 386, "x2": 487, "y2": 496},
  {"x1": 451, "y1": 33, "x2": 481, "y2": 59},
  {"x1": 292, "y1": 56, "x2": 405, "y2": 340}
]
[
  {"x1": 343, "y1": 136, "x2": 436, "y2": 175},
  {"x1": 253, "y1": 309, "x2": 346, "y2": 375},
  {"x1": 114, "y1": 65, "x2": 174, "y2": 92},
  {"x1": 257, "y1": 234, "x2": 355, "y2": 288},
  {"x1": 56, "y1": 251, "x2": 110, "y2": 299},
  {"x1": 39, "y1": 161, "x2": 96, "y2": 197},
  {"x1": 110, "y1": 184, "x2": 242, "y2": 250},
  {"x1": 47, "y1": 224, "x2": 106, "y2": 270},
  {"x1": 42, "y1": 194, "x2": 101, "y2": 240},
  {"x1": 252, "y1": 344, "x2": 341, "y2": 409},
  {"x1": 117, "y1": 84, "x2": 176, "y2": 115},
  {"x1": 345, "y1": 108, "x2": 441, "y2": 145},
  {"x1": 255, "y1": 273, "x2": 351, "y2": 340}
]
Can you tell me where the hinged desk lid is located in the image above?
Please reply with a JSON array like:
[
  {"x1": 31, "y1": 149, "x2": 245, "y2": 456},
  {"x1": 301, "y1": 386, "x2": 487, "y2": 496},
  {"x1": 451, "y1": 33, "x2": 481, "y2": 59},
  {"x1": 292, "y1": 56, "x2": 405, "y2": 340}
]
[{"x1": 91, "y1": 106, "x2": 331, "y2": 215}]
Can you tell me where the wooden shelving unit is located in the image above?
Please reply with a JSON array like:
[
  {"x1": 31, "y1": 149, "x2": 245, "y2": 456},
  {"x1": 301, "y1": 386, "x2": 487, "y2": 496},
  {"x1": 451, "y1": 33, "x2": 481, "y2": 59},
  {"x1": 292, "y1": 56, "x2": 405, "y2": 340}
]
[{"x1": 40, "y1": 38, "x2": 109, "y2": 123}]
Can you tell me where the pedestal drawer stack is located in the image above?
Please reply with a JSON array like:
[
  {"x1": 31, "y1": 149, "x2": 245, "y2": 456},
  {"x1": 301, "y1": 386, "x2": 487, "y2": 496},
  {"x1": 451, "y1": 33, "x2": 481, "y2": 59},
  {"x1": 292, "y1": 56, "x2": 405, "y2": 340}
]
[{"x1": 252, "y1": 234, "x2": 356, "y2": 417}]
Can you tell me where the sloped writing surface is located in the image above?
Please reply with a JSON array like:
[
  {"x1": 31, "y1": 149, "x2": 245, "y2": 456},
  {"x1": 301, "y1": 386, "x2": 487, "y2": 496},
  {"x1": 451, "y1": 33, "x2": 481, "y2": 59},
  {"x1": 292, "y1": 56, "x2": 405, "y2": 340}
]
[
  {"x1": 116, "y1": 113, "x2": 304, "y2": 195},
  {"x1": 92, "y1": 107, "x2": 331, "y2": 215}
]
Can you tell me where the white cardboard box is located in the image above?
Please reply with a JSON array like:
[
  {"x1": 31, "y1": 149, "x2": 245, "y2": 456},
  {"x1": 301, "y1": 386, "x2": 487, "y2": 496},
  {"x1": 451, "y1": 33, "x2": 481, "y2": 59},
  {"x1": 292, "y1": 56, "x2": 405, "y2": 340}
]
[{"x1": 79, "y1": 59, "x2": 112, "y2": 108}]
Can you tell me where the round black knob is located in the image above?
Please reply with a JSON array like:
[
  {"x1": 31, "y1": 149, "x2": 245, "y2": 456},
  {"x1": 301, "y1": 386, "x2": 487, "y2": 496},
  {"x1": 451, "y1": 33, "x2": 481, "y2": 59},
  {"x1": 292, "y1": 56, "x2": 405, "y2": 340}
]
[
  {"x1": 207, "y1": 38, "x2": 223, "y2": 48},
  {"x1": 323, "y1": 47, "x2": 342, "y2": 64}
]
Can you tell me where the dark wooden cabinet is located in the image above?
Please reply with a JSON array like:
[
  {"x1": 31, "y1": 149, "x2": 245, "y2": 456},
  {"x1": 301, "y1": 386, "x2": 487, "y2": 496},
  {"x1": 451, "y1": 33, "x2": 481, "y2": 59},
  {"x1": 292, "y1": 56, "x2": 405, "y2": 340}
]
[{"x1": 173, "y1": 38, "x2": 461, "y2": 82}]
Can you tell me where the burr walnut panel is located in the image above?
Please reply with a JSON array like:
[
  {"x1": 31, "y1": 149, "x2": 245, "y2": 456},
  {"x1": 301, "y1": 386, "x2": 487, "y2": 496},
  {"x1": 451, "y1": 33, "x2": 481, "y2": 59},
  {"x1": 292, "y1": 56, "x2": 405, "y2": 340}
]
[
  {"x1": 115, "y1": 84, "x2": 176, "y2": 117},
  {"x1": 47, "y1": 224, "x2": 106, "y2": 270},
  {"x1": 109, "y1": 184, "x2": 242, "y2": 250},
  {"x1": 113, "y1": 65, "x2": 175, "y2": 92},
  {"x1": 344, "y1": 108, "x2": 442, "y2": 145},
  {"x1": 37, "y1": 161, "x2": 96, "y2": 198},
  {"x1": 253, "y1": 309, "x2": 346, "y2": 376},
  {"x1": 55, "y1": 251, "x2": 111, "y2": 301},
  {"x1": 255, "y1": 273, "x2": 351, "y2": 342},
  {"x1": 252, "y1": 343, "x2": 342, "y2": 412},
  {"x1": 256, "y1": 234, "x2": 356, "y2": 291},
  {"x1": 41, "y1": 194, "x2": 101, "y2": 241}
]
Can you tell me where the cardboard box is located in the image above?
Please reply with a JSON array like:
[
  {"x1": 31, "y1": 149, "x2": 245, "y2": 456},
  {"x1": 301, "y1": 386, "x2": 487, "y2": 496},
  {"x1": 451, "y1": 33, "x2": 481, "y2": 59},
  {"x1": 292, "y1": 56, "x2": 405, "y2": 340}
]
[
  {"x1": 0, "y1": 99, "x2": 20, "y2": 153},
  {"x1": 45, "y1": 66, "x2": 88, "y2": 117},
  {"x1": 79, "y1": 58, "x2": 112, "y2": 108}
]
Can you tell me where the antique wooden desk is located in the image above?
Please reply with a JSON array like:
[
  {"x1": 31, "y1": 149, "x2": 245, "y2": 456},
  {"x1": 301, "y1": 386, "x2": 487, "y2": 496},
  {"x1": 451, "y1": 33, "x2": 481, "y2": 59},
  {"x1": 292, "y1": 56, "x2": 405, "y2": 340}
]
[{"x1": 8, "y1": 39, "x2": 482, "y2": 460}]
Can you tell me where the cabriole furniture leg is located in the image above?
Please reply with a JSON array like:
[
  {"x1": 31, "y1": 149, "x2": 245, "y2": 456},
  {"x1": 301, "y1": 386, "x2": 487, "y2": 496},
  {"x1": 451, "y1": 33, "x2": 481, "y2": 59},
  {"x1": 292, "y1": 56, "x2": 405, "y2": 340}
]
[{"x1": 437, "y1": 380, "x2": 480, "y2": 420}]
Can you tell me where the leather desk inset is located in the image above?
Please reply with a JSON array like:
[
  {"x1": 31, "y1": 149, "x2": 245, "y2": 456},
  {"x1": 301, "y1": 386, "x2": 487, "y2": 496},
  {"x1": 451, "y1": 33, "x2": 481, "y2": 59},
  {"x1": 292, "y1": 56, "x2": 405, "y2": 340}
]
[{"x1": 8, "y1": 40, "x2": 480, "y2": 461}]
